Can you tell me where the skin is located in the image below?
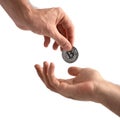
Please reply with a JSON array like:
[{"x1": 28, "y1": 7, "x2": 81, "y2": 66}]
[
  {"x1": 1, "y1": 0, "x2": 120, "y2": 117},
  {"x1": 0, "y1": 0, "x2": 74, "y2": 51},
  {"x1": 35, "y1": 62, "x2": 120, "y2": 116}
]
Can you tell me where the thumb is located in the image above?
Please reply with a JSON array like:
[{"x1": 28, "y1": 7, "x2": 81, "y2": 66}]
[
  {"x1": 68, "y1": 67, "x2": 81, "y2": 76},
  {"x1": 51, "y1": 27, "x2": 72, "y2": 51}
]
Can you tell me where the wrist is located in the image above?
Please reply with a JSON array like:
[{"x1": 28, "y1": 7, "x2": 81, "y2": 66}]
[
  {"x1": 1, "y1": 0, "x2": 34, "y2": 28},
  {"x1": 94, "y1": 79, "x2": 116, "y2": 104},
  {"x1": 94, "y1": 80, "x2": 120, "y2": 116},
  {"x1": 93, "y1": 79, "x2": 108, "y2": 103}
]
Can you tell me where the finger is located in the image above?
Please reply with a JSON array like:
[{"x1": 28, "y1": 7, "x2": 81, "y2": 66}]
[
  {"x1": 48, "y1": 62, "x2": 60, "y2": 88},
  {"x1": 53, "y1": 41, "x2": 59, "y2": 50},
  {"x1": 68, "y1": 67, "x2": 82, "y2": 76},
  {"x1": 44, "y1": 36, "x2": 50, "y2": 47},
  {"x1": 43, "y1": 61, "x2": 50, "y2": 86},
  {"x1": 43, "y1": 62, "x2": 56, "y2": 91},
  {"x1": 51, "y1": 27, "x2": 72, "y2": 51},
  {"x1": 34, "y1": 64, "x2": 44, "y2": 82}
]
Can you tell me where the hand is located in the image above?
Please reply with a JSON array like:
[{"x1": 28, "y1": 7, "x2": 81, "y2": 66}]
[
  {"x1": 1, "y1": 0, "x2": 74, "y2": 51},
  {"x1": 29, "y1": 8, "x2": 74, "y2": 51},
  {"x1": 34, "y1": 62, "x2": 104, "y2": 101}
]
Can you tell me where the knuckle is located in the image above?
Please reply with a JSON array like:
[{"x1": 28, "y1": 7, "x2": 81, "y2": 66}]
[{"x1": 56, "y1": 7, "x2": 63, "y2": 12}]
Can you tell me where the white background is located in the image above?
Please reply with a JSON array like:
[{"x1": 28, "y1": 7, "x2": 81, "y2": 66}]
[{"x1": 0, "y1": 0, "x2": 120, "y2": 119}]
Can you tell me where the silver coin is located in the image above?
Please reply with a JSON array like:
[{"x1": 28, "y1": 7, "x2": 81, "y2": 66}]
[{"x1": 62, "y1": 47, "x2": 79, "y2": 63}]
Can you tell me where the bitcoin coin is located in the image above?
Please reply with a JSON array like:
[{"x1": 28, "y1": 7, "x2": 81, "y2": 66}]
[{"x1": 62, "y1": 47, "x2": 79, "y2": 63}]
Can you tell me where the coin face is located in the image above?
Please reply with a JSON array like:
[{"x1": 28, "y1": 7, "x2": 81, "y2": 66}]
[{"x1": 62, "y1": 47, "x2": 79, "y2": 63}]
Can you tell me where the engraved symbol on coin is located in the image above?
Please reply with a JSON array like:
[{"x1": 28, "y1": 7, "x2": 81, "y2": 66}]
[{"x1": 62, "y1": 47, "x2": 79, "y2": 63}]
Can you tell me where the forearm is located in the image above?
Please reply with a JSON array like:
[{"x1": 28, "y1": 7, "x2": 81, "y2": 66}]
[
  {"x1": 0, "y1": 0, "x2": 33, "y2": 26},
  {"x1": 95, "y1": 80, "x2": 120, "y2": 116}
]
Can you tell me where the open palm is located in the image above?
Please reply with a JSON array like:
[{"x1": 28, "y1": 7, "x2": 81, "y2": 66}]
[{"x1": 35, "y1": 62, "x2": 103, "y2": 101}]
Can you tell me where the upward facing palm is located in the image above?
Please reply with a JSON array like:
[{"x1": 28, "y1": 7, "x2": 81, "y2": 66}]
[{"x1": 35, "y1": 62, "x2": 103, "y2": 101}]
